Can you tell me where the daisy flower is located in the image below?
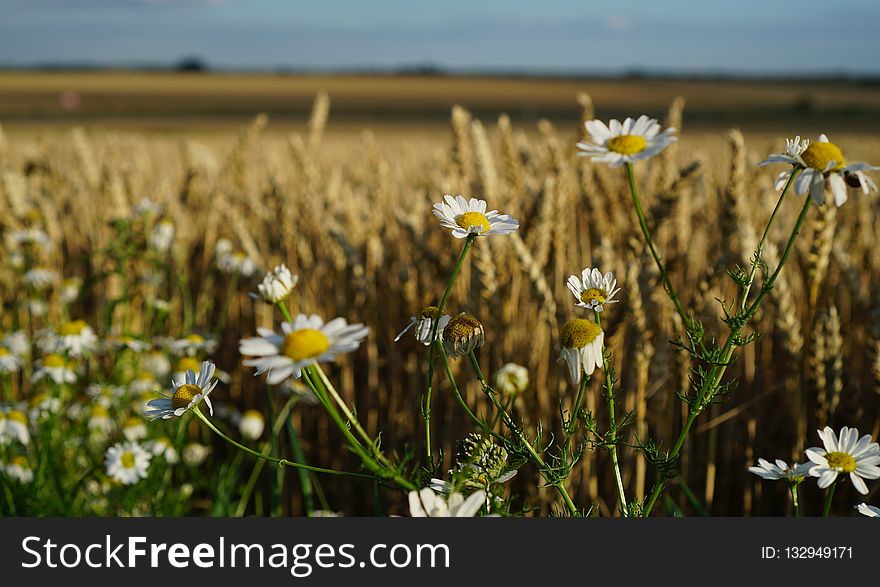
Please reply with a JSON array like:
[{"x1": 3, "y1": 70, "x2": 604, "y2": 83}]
[
  {"x1": 148, "y1": 437, "x2": 179, "y2": 464},
  {"x1": 442, "y1": 313, "x2": 486, "y2": 359},
  {"x1": 60, "y1": 277, "x2": 82, "y2": 304},
  {"x1": 28, "y1": 393, "x2": 62, "y2": 422},
  {"x1": 23, "y1": 268, "x2": 58, "y2": 290},
  {"x1": 577, "y1": 115, "x2": 677, "y2": 167},
  {"x1": 255, "y1": 263, "x2": 298, "y2": 304},
  {"x1": 0, "y1": 409, "x2": 30, "y2": 445},
  {"x1": 8, "y1": 228, "x2": 52, "y2": 251},
  {"x1": 148, "y1": 219, "x2": 175, "y2": 254},
  {"x1": 857, "y1": 503, "x2": 880, "y2": 518},
  {"x1": 105, "y1": 441, "x2": 151, "y2": 485},
  {"x1": 2, "y1": 331, "x2": 30, "y2": 357},
  {"x1": 51, "y1": 319, "x2": 99, "y2": 357},
  {"x1": 32, "y1": 354, "x2": 77, "y2": 385},
  {"x1": 558, "y1": 318, "x2": 605, "y2": 385},
  {"x1": 145, "y1": 360, "x2": 218, "y2": 420},
  {"x1": 1, "y1": 456, "x2": 34, "y2": 483},
  {"x1": 395, "y1": 306, "x2": 451, "y2": 345},
  {"x1": 217, "y1": 249, "x2": 259, "y2": 278},
  {"x1": 805, "y1": 426, "x2": 880, "y2": 494},
  {"x1": 171, "y1": 333, "x2": 218, "y2": 357},
  {"x1": 408, "y1": 487, "x2": 486, "y2": 517},
  {"x1": 86, "y1": 384, "x2": 125, "y2": 407},
  {"x1": 142, "y1": 351, "x2": 171, "y2": 379},
  {"x1": 238, "y1": 409, "x2": 265, "y2": 440},
  {"x1": 566, "y1": 268, "x2": 621, "y2": 312},
  {"x1": 182, "y1": 442, "x2": 211, "y2": 466},
  {"x1": 122, "y1": 416, "x2": 148, "y2": 441},
  {"x1": 432, "y1": 195, "x2": 519, "y2": 239},
  {"x1": 239, "y1": 314, "x2": 369, "y2": 384},
  {"x1": 87, "y1": 405, "x2": 113, "y2": 436},
  {"x1": 749, "y1": 458, "x2": 813, "y2": 482},
  {"x1": 758, "y1": 134, "x2": 878, "y2": 207},
  {"x1": 494, "y1": 362, "x2": 529, "y2": 396},
  {"x1": 0, "y1": 347, "x2": 22, "y2": 374},
  {"x1": 114, "y1": 336, "x2": 151, "y2": 353}
]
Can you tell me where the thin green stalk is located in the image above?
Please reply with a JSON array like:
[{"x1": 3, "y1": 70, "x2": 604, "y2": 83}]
[
  {"x1": 192, "y1": 407, "x2": 370, "y2": 478},
  {"x1": 439, "y1": 345, "x2": 495, "y2": 437},
  {"x1": 423, "y1": 234, "x2": 476, "y2": 459},
  {"x1": 265, "y1": 386, "x2": 281, "y2": 516},
  {"x1": 596, "y1": 312, "x2": 627, "y2": 516},
  {"x1": 277, "y1": 301, "x2": 294, "y2": 323},
  {"x1": 468, "y1": 351, "x2": 579, "y2": 516},
  {"x1": 823, "y1": 481, "x2": 837, "y2": 517},
  {"x1": 790, "y1": 484, "x2": 800, "y2": 517},
  {"x1": 285, "y1": 416, "x2": 315, "y2": 516}
]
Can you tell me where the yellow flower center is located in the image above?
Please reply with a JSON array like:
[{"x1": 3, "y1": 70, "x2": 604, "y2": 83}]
[
  {"x1": 825, "y1": 451, "x2": 856, "y2": 472},
  {"x1": 280, "y1": 329, "x2": 330, "y2": 362},
  {"x1": 175, "y1": 357, "x2": 201, "y2": 373},
  {"x1": 559, "y1": 319, "x2": 602, "y2": 349},
  {"x1": 172, "y1": 383, "x2": 201, "y2": 409},
  {"x1": 8, "y1": 410, "x2": 27, "y2": 424},
  {"x1": 607, "y1": 134, "x2": 647, "y2": 155},
  {"x1": 57, "y1": 320, "x2": 88, "y2": 336},
  {"x1": 11, "y1": 456, "x2": 28, "y2": 467},
  {"x1": 186, "y1": 334, "x2": 206, "y2": 344},
  {"x1": 801, "y1": 141, "x2": 845, "y2": 172},
  {"x1": 580, "y1": 287, "x2": 607, "y2": 305},
  {"x1": 0, "y1": 348, "x2": 8, "y2": 356},
  {"x1": 455, "y1": 212, "x2": 491, "y2": 233},
  {"x1": 91, "y1": 405, "x2": 109, "y2": 418},
  {"x1": 444, "y1": 314, "x2": 482, "y2": 340},
  {"x1": 419, "y1": 306, "x2": 440, "y2": 320},
  {"x1": 43, "y1": 354, "x2": 65, "y2": 368},
  {"x1": 120, "y1": 451, "x2": 136, "y2": 469}
]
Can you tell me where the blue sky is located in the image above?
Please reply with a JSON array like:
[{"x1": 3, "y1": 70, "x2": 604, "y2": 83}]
[{"x1": 2, "y1": 0, "x2": 879, "y2": 74}]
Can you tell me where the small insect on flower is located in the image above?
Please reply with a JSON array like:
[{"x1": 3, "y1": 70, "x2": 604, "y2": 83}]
[
  {"x1": 0, "y1": 347, "x2": 22, "y2": 374},
  {"x1": 805, "y1": 426, "x2": 880, "y2": 495},
  {"x1": 758, "y1": 134, "x2": 878, "y2": 207},
  {"x1": 432, "y1": 195, "x2": 519, "y2": 239},
  {"x1": 748, "y1": 458, "x2": 813, "y2": 483},
  {"x1": 558, "y1": 318, "x2": 605, "y2": 385},
  {"x1": 32, "y1": 354, "x2": 77, "y2": 385},
  {"x1": 577, "y1": 115, "x2": 677, "y2": 167},
  {"x1": 857, "y1": 503, "x2": 880, "y2": 517},
  {"x1": 494, "y1": 363, "x2": 529, "y2": 396},
  {"x1": 395, "y1": 306, "x2": 451, "y2": 346},
  {"x1": 1, "y1": 456, "x2": 34, "y2": 483},
  {"x1": 239, "y1": 314, "x2": 369, "y2": 384},
  {"x1": 408, "y1": 487, "x2": 486, "y2": 517},
  {"x1": 0, "y1": 409, "x2": 30, "y2": 445},
  {"x1": 145, "y1": 360, "x2": 218, "y2": 420},
  {"x1": 442, "y1": 313, "x2": 486, "y2": 359},
  {"x1": 255, "y1": 263, "x2": 299, "y2": 303},
  {"x1": 566, "y1": 268, "x2": 621, "y2": 312},
  {"x1": 238, "y1": 409, "x2": 265, "y2": 440},
  {"x1": 105, "y1": 441, "x2": 151, "y2": 485}
]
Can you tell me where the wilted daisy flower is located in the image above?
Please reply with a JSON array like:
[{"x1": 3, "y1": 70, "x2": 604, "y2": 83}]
[
  {"x1": 255, "y1": 263, "x2": 299, "y2": 303},
  {"x1": 148, "y1": 437, "x2": 179, "y2": 464},
  {"x1": 240, "y1": 314, "x2": 369, "y2": 384},
  {"x1": 558, "y1": 318, "x2": 605, "y2": 385},
  {"x1": 857, "y1": 503, "x2": 880, "y2": 517},
  {"x1": 408, "y1": 488, "x2": 486, "y2": 517},
  {"x1": 395, "y1": 306, "x2": 451, "y2": 345},
  {"x1": 32, "y1": 354, "x2": 77, "y2": 384},
  {"x1": 0, "y1": 347, "x2": 22, "y2": 374},
  {"x1": 105, "y1": 441, "x2": 151, "y2": 485},
  {"x1": 60, "y1": 277, "x2": 82, "y2": 304},
  {"x1": 51, "y1": 320, "x2": 99, "y2": 357},
  {"x1": 806, "y1": 426, "x2": 880, "y2": 495},
  {"x1": 759, "y1": 134, "x2": 878, "y2": 207},
  {"x1": 749, "y1": 458, "x2": 813, "y2": 483},
  {"x1": 0, "y1": 409, "x2": 30, "y2": 445},
  {"x1": 122, "y1": 417, "x2": 148, "y2": 441},
  {"x1": 432, "y1": 195, "x2": 519, "y2": 239},
  {"x1": 145, "y1": 360, "x2": 218, "y2": 420},
  {"x1": 566, "y1": 268, "x2": 621, "y2": 312},
  {"x1": 442, "y1": 313, "x2": 486, "y2": 359},
  {"x1": 148, "y1": 219, "x2": 175, "y2": 253},
  {"x1": 87, "y1": 405, "x2": 114, "y2": 435},
  {"x1": 239, "y1": 409, "x2": 265, "y2": 440},
  {"x1": 577, "y1": 115, "x2": 677, "y2": 167},
  {"x1": 1, "y1": 456, "x2": 34, "y2": 483},
  {"x1": 23, "y1": 268, "x2": 58, "y2": 290},
  {"x1": 182, "y1": 442, "x2": 211, "y2": 466},
  {"x1": 493, "y1": 363, "x2": 529, "y2": 396},
  {"x1": 217, "y1": 249, "x2": 259, "y2": 277},
  {"x1": 171, "y1": 333, "x2": 218, "y2": 357}
]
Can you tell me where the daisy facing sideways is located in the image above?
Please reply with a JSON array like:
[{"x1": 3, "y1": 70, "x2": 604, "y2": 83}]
[
  {"x1": 577, "y1": 115, "x2": 677, "y2": 167},
  {"x1": 558, "y1": 318, "x2": 605, "y2": 385},
  {"x1": 566, "y1": 268, "x2": 621, "y2": 313},
  {"x1": 432, "y1": 195, "x2": 519, "y2": 239},
  {"x1": 749, "y1": 458, "x2": 813, "y2": 483},
  {"x1": 758, "y1": 134, "x2": 878, "y2": 207},
  {"x1": 239, "y1": 314, "x2": 369, "y2": 384},
  {"x1": 805, "y1": 426, "x2": 880, "y2": 495},
  {"x1": 145, "y1": 360, "x2": 218, "y2": 420}
]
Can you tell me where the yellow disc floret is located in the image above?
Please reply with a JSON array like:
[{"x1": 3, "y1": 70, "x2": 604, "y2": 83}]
[
  {"x1": 42, "y1": 354, "x2": 66, "y2": 368},
  {"x1": 444, "y1": 313, "x2": 483, "y2": 340},
  {"x1": 580, "y1": 287, "x2": 607, "y2": 305},
  {"x1": 120, "y1": 451, "x2": 136, "y2": 469},
  {"x1": 280, "y1": 329, "x2": 331, "y2": 362},
  {"x1": 175, "y1": 357, "x2": 201, "y2": 374},
  {"x1": 825, "y1": 451, "x2": 857, "y2": 472},
  {"x1": 801, "y1": 141, "x2": 845, "y2": 172},
  {"x1": 455, "y1": 212, "x2": 491, "y2": 233},
  {"x1": 559, "y1": 319, "x2": 602, "y2": 349},
  {"x1": 607, "y1": 134, "x2": 647, "y2": 155},
  {"x1": 57, "y1": 319, "x2": 88, "y2": 336},
  {"x1": 8, "y1": 410, "x2": 27, "y2": 424},
  {"x1": 171, "y1": 384, "x2": 201, "y2": 410}
]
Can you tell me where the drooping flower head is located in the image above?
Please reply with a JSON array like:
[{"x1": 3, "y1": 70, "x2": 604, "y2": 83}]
[
  {"x1": 395, "y1": 306, "x2": 451, "y2": 346},
  {"x1": 433, "y1": 195, "x2": 519, "y2": 239},
  {"x1": 442, "y1": 313, "x2": 486, "y2": 359},
  {"x1": 566, "y1": 268, "x2": 621, "y2": 313},
  {"x1": 748, "y1": 458, "x2": 813, "y2": 483},
  {"x1": 493, "y1": 363, "x2": 529, "y2": 396},
  {"x1": 805, "y1": 426, "x2": 880, "y2": 494},
  {"x1": 558, "y1": 318, "x2": 604, "y2": 384},
  {"x1": 577, "y1": 115, "x2": 677, "y2": 167}
]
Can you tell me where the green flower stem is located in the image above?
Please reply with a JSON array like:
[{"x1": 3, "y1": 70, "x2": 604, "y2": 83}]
[
  {"x1": 642, "y1": 194, "x2": 813, "y2": 516},
  {"x1": 468, "y1": 351, "x2": 579, "y2": 516},
  {"x1": 311, "y1": 365, "x2": 383, "y2": 458},
  {"x1": 192, "y1": 406, "x2": 371, "y2": 478},
  {"x1": 423, "y1": 234, "x2": 477, "y2": 459},
  {"x1": 596, "y1": 312, "x2": 627, "y2": 516},
  {"x1": 823, "y1": 481, "x2": 837, "y2": 517},
  {"x1": 790, "y1": 484, "x2": 801, "y2": 517},
  {"x1": 285, "y1": 416, "x2": 315, "y2": 516},
  {"x1": 439, "y1": 345, "x2": 496, "y2": 438},
  {"x1": 277, "y1": 300, "x2": 294, "y2": 322},
  {"x1": 739, "y1": 170, "x2": 799, "y2": 310}
]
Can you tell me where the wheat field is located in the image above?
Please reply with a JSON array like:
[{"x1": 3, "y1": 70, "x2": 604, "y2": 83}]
[{"x1": 1, "y1": 78, "x2": 879, "y2": 516}]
